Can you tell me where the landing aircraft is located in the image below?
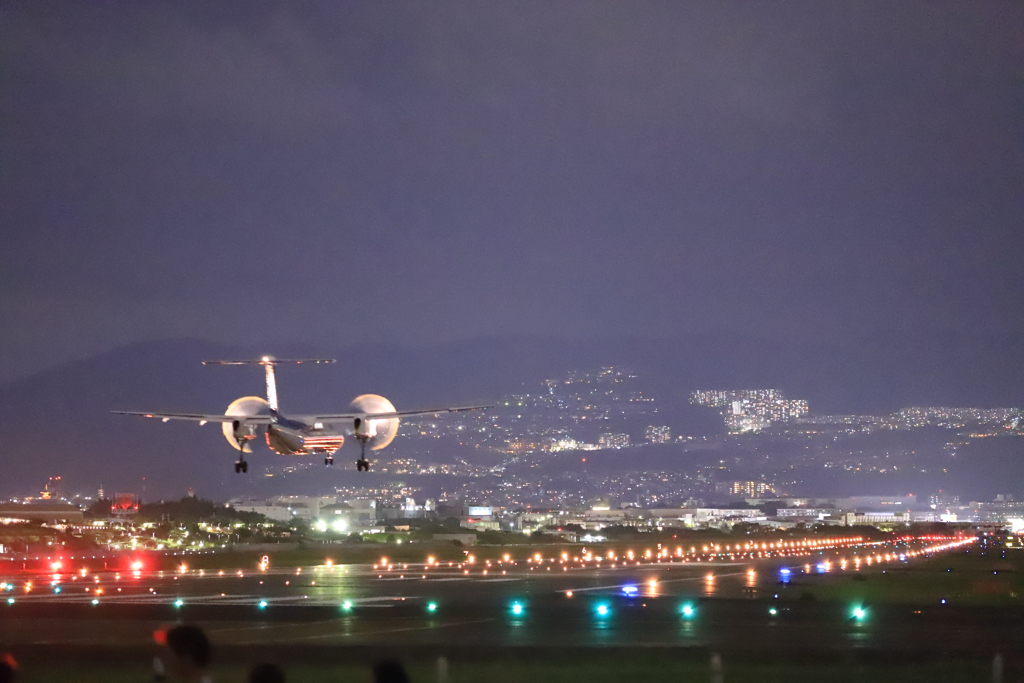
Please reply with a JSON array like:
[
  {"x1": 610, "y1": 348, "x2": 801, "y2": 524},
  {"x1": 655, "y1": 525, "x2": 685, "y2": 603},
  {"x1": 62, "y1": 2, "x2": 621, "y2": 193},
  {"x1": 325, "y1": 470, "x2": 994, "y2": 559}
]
[{"x1": 113, "y1": 357, "x2": 489, "y2": 473}]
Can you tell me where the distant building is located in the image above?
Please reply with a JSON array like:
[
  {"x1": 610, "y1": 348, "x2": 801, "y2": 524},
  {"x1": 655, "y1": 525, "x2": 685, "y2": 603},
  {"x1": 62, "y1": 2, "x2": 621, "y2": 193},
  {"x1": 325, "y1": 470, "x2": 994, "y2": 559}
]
[
  {"x1": 691, "y1": 389, "x2": 808, "y2": 433},
  {"x1": 0, "y1": 503, "x2": 84, "y2": 524},
  {"x1": 645, "y1": 425, "x2": 671, "y2": 444},
  {"x1": 716, "y1": 481, "x2": 775, "y2": 498},
  {"x1": 598, "y1": 433, "x2": 630, "y2": 449}
]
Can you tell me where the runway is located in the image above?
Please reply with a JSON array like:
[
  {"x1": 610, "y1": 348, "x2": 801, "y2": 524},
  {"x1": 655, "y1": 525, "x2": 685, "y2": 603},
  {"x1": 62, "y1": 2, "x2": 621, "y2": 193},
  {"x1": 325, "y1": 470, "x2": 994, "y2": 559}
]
[{"x1": 2, "y1": 535, "x2": 1016, "y2": 656}]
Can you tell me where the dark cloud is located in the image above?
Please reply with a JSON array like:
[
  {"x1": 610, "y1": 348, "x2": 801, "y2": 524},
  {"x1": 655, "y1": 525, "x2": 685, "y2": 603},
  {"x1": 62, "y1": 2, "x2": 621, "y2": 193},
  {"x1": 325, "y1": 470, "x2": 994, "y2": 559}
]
[{"x1": 2, "y1": 1, "x2": 1022, "y2": 381}]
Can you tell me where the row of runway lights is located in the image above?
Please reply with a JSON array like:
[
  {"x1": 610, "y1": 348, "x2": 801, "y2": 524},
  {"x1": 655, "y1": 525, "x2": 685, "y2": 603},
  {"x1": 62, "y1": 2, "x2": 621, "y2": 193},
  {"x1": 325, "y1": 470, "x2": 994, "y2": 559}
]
[
  {"x1": 5, "y1": 534, "x2": 969, "y2": 578},
  {"x1": 367, "y1": 536, "x2": 967, "y2": 577},
  {"x1": 0, "y1": 587, "x2": 876, "y2": 623},
  {"x1": 0, "y1": 538, "x2": 974, "y2": 605},
  {"x1": 6, "y1": 535, "x2": 963, "y2": 581},
  {"x1": 0, "y1": 537, "x2": 974, "y2": 596}
]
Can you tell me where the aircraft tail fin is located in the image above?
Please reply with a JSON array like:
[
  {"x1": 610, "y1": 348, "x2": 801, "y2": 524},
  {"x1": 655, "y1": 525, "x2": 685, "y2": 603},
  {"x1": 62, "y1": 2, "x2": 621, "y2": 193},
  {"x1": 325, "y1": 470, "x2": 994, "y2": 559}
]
[{"x1": 203, "y1": 357, "x2": 336, "y2": 412}]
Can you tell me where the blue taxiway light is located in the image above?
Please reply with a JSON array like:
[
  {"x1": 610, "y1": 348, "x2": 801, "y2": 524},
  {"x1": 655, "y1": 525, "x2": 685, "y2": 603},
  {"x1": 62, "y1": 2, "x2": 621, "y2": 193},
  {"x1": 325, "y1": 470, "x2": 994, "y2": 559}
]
[{"x1": 621, "y1": 585, "x2": 638, "y2": 597}]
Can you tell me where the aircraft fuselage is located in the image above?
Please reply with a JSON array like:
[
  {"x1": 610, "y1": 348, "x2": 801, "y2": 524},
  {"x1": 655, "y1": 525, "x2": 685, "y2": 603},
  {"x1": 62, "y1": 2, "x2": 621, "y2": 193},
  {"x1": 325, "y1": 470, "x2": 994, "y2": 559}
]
[{"x1": 264, "y1": 413, "x2": 344, "y2": 456}]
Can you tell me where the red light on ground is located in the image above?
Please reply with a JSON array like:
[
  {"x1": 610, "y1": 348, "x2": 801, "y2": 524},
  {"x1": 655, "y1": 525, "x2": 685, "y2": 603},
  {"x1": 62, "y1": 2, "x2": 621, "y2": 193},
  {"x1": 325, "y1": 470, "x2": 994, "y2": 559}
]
[
  {"x1": 581, "y1": 458, "x2": 586, "y2": 462},
  {"x1": 131, "y1": 561, "x2": 143, "y2": 571},
  {"x1": 50, "y1": 561, "x2": 62, "y2": 571},
  {"x1": 153, "y1": 629, "x2": 167, "y2": 646}
]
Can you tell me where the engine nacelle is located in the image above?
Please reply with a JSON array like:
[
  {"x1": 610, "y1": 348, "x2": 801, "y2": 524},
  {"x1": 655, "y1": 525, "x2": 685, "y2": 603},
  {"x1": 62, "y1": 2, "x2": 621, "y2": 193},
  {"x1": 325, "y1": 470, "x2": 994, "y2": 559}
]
[
  {"x1": 350, "y1": 394, "x2": 399, "y2": 450},
  {"x1": 222, "y1": 396, "x2": 270, "y2": 453}
]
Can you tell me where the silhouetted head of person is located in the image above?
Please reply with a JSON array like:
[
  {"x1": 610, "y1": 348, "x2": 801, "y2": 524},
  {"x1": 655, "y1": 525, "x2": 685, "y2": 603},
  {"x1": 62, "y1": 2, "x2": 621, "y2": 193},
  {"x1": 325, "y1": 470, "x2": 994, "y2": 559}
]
[
  {"x1": 372, "y1": 660, "x2": 409, "y2": 683},
  {"x1": 247, "y1": 663, "x2": 284, "y2": 683},
  {"x1": 162, "y1": 625, "x2": 212, "y2": 682},
  {"x1": 0, "y1": 651, "x2": 17, "y2": 683}
]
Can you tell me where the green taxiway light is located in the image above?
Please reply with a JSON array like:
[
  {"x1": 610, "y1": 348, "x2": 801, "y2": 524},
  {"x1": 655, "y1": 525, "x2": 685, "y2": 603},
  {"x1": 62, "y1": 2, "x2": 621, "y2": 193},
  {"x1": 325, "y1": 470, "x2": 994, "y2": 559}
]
[
  {"x1": 341, "y1": 600, "x2": 354, "y2": 612},
  {"x1": 510, "y1": 601, "x2": 525, "y2": 616},
  {"x1": 426, "y1": 602, "x2": 438, "y2": 613},
  {"x1": 680, "y1": 603, "x2": 696, "y2": 618}
]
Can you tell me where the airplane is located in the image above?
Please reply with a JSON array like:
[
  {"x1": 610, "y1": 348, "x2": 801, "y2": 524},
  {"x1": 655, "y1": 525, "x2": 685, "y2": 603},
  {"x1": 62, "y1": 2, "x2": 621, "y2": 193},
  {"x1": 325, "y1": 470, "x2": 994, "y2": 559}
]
[{"x1": 113, "y1": 357, "x2": 490, "y2": 473}]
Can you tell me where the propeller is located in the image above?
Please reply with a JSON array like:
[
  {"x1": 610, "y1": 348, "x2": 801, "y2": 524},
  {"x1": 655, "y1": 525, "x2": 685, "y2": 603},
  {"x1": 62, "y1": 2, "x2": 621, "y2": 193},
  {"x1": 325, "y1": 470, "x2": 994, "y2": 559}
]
[
  {"x1": 222, "y1": 396, "x2": 270, "y2": 453},
  {"x1": 350, "y1": 394, "x2": 400, "y2": 450}
]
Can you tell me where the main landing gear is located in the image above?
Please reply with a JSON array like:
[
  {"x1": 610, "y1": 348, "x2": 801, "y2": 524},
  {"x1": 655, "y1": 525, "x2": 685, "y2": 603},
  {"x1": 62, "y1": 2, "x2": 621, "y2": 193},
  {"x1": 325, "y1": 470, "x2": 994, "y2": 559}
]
[
  {"x1": 234, "y1": 457, "x2": 248, "y2": 474},
  {"x1": 324, "y1": 456, "x2": 334, "y2": 466},
  {"x1": 355, "y1": 436, "x2": 371, "y2": 472}
]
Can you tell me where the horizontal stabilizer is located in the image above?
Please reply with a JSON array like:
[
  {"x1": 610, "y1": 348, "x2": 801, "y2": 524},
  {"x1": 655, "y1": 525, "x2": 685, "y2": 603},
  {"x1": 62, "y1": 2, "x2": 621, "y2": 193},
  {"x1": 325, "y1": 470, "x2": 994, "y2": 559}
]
[{"x1": 203, "y1": 358, "x2": 335, "y2": 365}]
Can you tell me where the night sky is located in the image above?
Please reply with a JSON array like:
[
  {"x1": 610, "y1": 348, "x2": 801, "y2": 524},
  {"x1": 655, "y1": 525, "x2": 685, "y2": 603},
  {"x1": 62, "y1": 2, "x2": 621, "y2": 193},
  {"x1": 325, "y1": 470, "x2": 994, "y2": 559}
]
[{"x1": 3, "y1": 1, "x2": 1022, "y2": 384}]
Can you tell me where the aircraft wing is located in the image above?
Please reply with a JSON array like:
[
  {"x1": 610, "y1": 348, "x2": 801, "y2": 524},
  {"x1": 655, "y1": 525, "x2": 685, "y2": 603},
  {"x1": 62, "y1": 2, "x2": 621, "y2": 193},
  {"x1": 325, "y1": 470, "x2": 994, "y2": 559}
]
[
  {"x1": 112, "y1": 411, "x2": 274, "y2": 424},
  {"x1": 311, "y1": 405, "x2": 492, "y2": 421}
]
